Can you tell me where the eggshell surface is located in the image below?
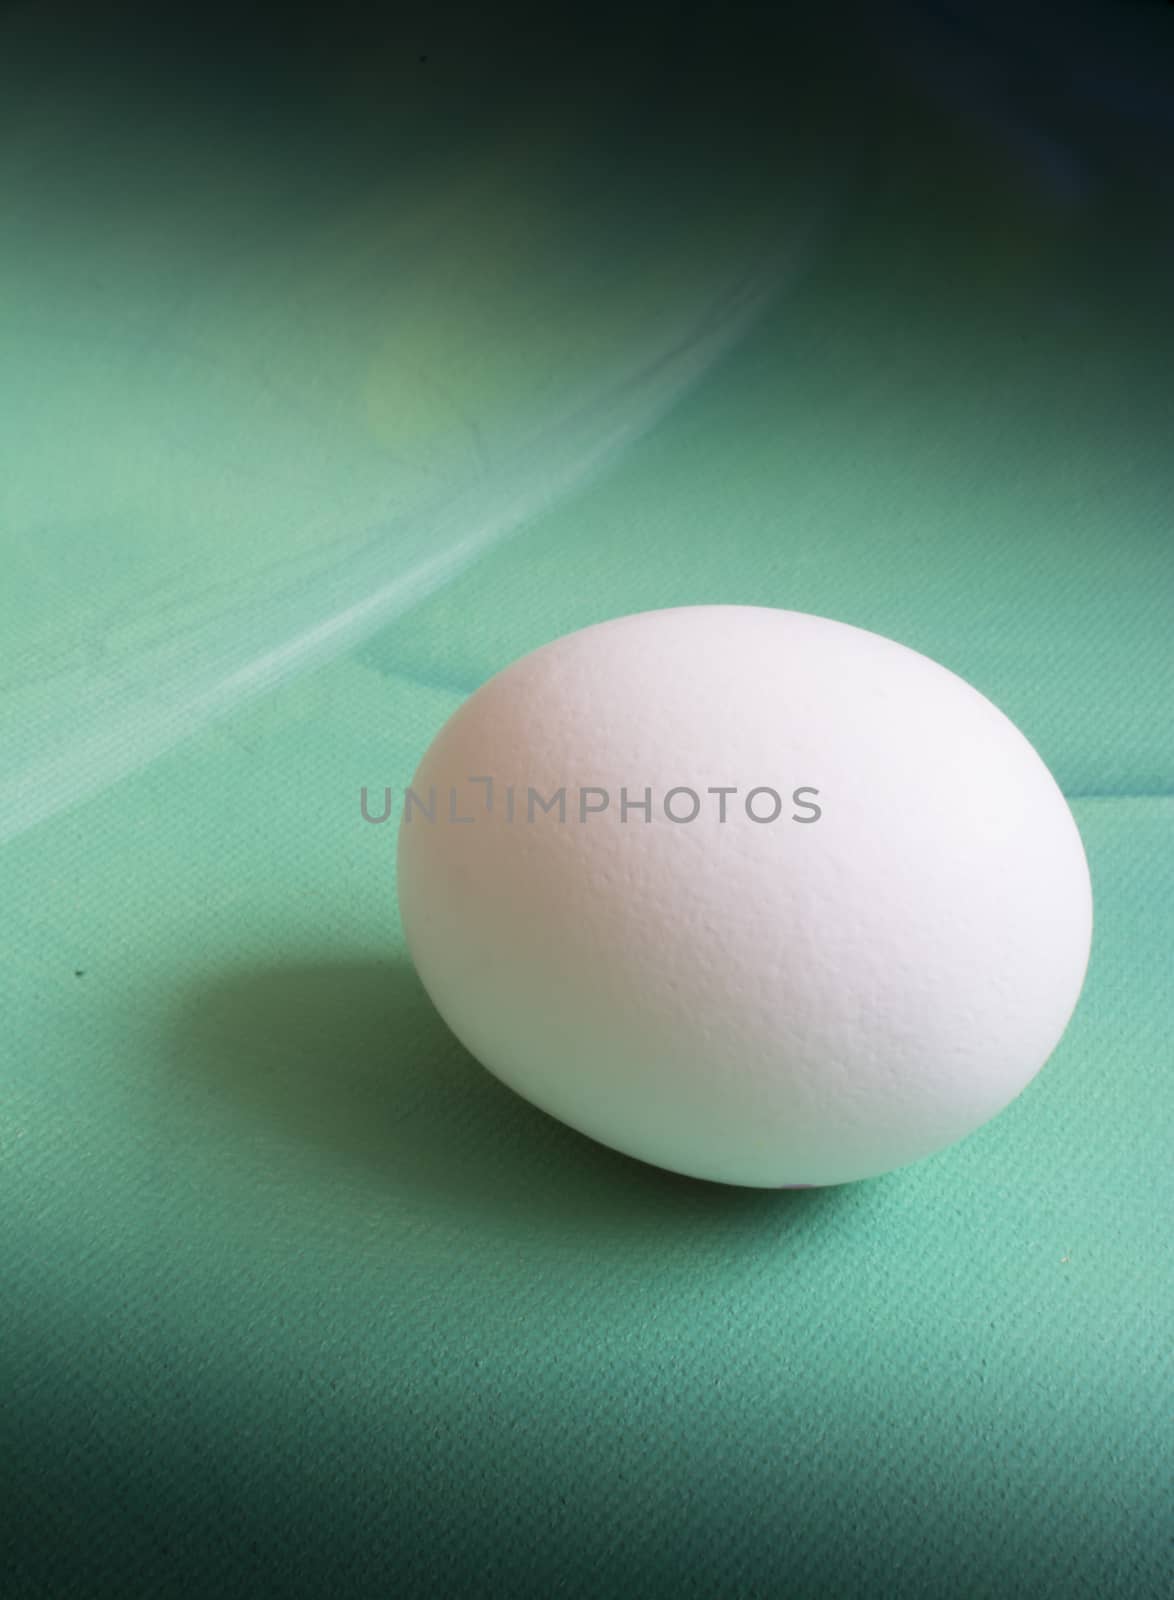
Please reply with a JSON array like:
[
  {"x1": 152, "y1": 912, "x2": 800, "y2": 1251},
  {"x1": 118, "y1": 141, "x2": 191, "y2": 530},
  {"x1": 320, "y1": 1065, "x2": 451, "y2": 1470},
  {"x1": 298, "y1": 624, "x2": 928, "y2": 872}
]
[{"x1": 396, "y1": 606, "x2": 1093, "y2": 1187}]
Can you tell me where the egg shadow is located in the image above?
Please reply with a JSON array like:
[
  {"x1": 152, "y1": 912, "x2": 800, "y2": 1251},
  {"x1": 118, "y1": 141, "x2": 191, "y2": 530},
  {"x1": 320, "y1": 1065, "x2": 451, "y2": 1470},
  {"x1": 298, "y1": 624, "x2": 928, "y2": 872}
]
[{"x1": 172, "y1": 957, "x2": 854, "y2": 1242}]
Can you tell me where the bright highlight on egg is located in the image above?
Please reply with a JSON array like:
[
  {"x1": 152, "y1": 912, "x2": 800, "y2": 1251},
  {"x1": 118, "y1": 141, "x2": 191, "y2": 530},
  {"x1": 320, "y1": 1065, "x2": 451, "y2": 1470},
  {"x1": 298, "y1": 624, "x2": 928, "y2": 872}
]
[{"x1": 397, "y1": 606, "x2": 1093, "y2": 1188}]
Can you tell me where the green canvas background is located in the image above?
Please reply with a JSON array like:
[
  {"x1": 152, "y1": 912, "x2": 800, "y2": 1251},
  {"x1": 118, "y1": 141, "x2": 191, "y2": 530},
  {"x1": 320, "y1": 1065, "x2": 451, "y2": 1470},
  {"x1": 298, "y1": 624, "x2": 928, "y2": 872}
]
[{"x1": 2, "y1": 4, "x2": 1171, "y2": 1596}]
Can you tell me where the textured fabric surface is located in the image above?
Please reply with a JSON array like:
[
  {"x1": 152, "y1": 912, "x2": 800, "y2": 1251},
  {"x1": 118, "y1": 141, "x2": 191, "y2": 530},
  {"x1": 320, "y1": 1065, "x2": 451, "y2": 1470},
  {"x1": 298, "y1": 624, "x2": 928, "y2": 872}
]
[{"x1": 2, "y1": 3, "x2": 1172, "y2": 1596}]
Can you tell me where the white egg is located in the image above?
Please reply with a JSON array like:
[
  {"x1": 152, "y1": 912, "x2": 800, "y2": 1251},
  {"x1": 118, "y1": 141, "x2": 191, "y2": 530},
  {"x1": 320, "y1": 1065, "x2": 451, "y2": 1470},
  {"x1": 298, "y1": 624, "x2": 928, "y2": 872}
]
[{"x1": 396, "y1": 606, "x2": 1093, "y2": 1187}]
